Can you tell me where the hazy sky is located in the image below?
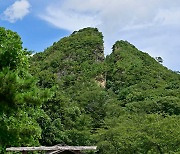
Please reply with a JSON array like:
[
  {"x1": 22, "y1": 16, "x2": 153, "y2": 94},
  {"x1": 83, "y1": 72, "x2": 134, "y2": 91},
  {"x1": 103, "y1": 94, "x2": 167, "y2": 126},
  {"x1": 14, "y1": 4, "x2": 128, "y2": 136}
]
[{"x1": 0, "y1": 0, "x2": 180, "y2": 70}]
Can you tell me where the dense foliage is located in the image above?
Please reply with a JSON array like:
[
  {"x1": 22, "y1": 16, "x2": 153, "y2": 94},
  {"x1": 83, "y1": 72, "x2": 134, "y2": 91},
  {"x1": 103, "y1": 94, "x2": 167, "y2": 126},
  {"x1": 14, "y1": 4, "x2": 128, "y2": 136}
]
[
  {"x1": 30, "y1": 28, "x2": 109, "y2": 147},
  {"x1": 0, "y1": 27, "x2": 179, "y2": 153},
  {"x1": 0, "y1": 27, "x2": 51, "y2": 153},
  {"x1": 106, "y1": 41, "x2": 180, "y2": 115},
  {"x1": 98, "y1": 41, "x2": 180, "y2": 153}
]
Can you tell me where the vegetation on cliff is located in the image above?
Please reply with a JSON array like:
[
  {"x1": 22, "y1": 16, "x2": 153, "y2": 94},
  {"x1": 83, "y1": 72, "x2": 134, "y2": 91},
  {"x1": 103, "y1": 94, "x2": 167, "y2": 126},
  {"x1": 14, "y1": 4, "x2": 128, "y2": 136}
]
[{"x1": 0, "y1": 27, "x2": 179, "y2": 153}]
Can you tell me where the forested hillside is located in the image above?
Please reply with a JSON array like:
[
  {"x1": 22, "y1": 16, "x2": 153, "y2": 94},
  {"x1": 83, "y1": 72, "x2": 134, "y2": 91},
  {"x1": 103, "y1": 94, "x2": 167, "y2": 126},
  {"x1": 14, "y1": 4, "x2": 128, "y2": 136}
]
[{"x1": 0, "y1": 27, "x2": 179, "y2": 153}]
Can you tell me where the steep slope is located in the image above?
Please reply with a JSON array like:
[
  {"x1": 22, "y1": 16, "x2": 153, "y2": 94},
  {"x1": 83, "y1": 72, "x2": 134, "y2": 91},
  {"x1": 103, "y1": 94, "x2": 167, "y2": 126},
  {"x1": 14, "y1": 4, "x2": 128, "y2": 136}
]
[
  {"x1": 106, "y1": 40, "x2": 180, "y2": 114},
  {"x1": 30, "y1": 28, "x2": 113, "y2": 146},
  {"x1": 30, "y1": 28, "x2": 105, "y2": 88},
  {"x1": 97, "y1": 40, "x2": 180, "y2": 153}
]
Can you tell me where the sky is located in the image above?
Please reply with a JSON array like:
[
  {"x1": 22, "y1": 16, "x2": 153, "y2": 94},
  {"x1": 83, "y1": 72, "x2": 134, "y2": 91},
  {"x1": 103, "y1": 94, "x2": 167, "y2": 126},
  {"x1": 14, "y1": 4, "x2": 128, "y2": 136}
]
[{"x1": 0, "y1": 0, "x2": 180, "y2": 71}]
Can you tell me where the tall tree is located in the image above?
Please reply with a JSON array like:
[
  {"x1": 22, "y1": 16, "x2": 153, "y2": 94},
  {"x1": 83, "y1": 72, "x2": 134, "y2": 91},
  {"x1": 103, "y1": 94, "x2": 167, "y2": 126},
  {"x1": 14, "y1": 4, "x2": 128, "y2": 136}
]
[{"x1": 0, "y1": 27, "x2": 50, "y2": 152}]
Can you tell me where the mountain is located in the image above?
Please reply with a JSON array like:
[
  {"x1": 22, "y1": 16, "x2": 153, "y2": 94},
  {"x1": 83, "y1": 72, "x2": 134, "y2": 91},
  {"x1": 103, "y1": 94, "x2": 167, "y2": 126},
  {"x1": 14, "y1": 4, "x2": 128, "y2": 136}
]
[
  {"x1": 106, "y1": 40, "x2": 180, "y2": 115},
  {"x1": 30, "y1": 28, "x2": 105, "y2": 88},
  {"x1": 30, "y1": 27, "x2": 180, "y2": 153},
  {"x1": 30, "y1": 27, "x2": 111, "y2": 147},
  {"x1": 0, "y1": 27, "x2": 179, "y2": 153}
]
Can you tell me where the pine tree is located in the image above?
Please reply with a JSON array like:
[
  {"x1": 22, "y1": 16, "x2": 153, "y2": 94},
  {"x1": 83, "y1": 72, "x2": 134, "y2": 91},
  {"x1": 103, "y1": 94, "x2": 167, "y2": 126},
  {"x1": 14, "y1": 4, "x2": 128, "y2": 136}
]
[{"x1": 0, "y1": 27, "x2": 50, "y2": 152}]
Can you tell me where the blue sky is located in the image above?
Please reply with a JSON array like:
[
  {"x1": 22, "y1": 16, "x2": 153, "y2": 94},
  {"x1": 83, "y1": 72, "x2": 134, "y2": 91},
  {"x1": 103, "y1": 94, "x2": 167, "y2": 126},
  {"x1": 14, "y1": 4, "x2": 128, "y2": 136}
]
[{"x1": 0, "y1": 0, "x2": 180, "y2": 71}]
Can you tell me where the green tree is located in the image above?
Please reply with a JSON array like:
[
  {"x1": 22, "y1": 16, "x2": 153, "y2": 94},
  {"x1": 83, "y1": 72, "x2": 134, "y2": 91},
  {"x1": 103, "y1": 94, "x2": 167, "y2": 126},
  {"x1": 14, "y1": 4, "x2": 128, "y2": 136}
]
[
  {"x1": 97, "y1": 114, "x2": 180, "y2": 154},
  {"x1": 0, "y1": 27, "x2": 50, "y2": 152},
  {"x1": 0, "y1": 27, "x2": 28, "y2": 70}
]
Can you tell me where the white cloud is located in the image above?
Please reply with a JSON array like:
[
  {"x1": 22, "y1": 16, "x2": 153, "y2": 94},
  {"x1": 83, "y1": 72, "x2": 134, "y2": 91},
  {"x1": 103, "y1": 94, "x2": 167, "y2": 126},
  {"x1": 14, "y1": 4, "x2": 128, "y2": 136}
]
[
  {"x1": 2, "y1": 0, "x2": 31, "y2": 23},
  {"x1": 40, "y1": 7, "x2": 101, "y2": 31},
  {"x1": 40, "y1": 0, "x2": 180, "y2": 31},
  {"x1": 40, "y1": 0, "x2": 180, "y2": 70}
]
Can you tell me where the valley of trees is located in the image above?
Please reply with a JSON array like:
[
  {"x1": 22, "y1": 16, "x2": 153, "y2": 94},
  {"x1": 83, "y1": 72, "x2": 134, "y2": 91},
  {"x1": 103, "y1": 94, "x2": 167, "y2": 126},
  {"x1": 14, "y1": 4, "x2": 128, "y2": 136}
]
[{"x1": 0, "y1": 27, "x2": 180, "y2": 153}]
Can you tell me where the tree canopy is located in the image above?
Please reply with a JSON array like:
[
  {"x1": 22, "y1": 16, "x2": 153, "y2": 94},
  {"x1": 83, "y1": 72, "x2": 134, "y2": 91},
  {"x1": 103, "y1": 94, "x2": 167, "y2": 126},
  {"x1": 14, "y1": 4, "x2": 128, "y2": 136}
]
[{"x1": 0, "y1": 27, "x2": 51, "y2": 152}]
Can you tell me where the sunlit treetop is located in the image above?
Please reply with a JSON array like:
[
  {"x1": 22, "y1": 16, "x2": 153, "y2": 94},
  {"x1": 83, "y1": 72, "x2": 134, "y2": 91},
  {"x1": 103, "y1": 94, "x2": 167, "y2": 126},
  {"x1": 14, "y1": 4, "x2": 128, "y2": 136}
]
[{"x1": 0, "y1": 27, "x2": 28, "y2": 70}]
